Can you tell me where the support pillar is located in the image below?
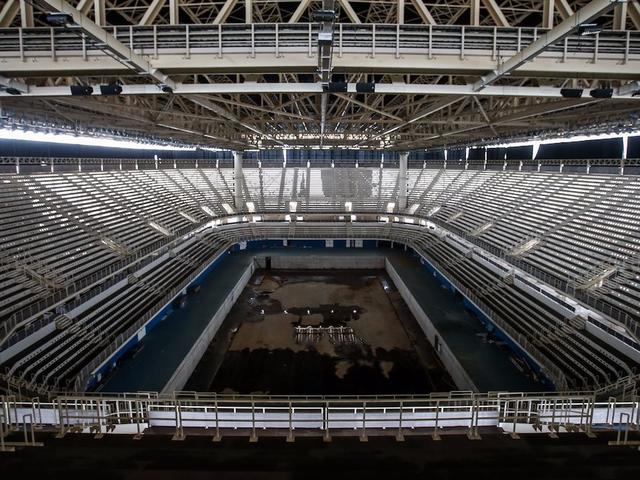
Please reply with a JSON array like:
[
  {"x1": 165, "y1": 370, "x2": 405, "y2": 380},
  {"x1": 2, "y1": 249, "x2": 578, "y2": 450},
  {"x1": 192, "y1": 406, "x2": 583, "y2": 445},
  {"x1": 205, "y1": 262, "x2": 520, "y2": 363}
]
[
  {"x1": 233, "y1": 151, "x2": 244, "y2": 210},
  {"x1": 398, "y1": 151, "x2": 408, "y2": 211}
]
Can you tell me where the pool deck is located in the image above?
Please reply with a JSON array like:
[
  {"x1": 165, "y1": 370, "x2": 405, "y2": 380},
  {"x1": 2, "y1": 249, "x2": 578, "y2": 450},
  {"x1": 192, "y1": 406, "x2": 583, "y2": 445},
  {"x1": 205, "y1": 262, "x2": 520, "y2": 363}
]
[{"x1": 99, "y1": 246, "x2": 541, "y2": 394}]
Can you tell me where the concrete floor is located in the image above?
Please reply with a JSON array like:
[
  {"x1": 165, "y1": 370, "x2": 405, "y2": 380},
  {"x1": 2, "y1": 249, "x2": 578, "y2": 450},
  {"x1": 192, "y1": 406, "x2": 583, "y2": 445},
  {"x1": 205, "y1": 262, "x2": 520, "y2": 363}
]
[
  {"x1": 99, "y1": 246, "x2": 541, "y2": 394},
  {"x1": 185, "y1": 270, "x2": 453, "y2": 395},
  {"x1": 2, "y1": 431, "x2": 639, "y2": 479}
]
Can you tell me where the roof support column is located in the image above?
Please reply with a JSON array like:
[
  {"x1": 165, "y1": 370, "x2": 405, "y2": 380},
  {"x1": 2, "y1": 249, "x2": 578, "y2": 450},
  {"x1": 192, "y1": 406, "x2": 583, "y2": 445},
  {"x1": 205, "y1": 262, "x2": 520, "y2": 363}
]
[
  {"x1": 245, "y1": 0, "x2": 252, "y2": 23},
  {"x1": 542, "y1": 0, "x2": 554, "y2": 28},
  {"x1": 398, "y1": 152, "x2": 408, "y2": 211},
  {"x1": 233, "y1": 151, "x2": 244, "y2": 210},
  {"x1": 20, "y1": 0, "x2": 34, "y2": 27},
  {"x1": 169, "y1": 0, "x2": 179, "y2": 24},
  {"x1": 94, "y1": 0, "x2": 106, "y2": 25}
]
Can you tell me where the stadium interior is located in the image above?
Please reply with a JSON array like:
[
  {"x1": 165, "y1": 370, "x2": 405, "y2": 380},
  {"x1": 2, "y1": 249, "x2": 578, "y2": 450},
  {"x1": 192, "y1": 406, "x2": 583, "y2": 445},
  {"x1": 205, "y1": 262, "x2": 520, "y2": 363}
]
[{"x1": 1, "y1": 0, "x2": 640, "y2": 476}]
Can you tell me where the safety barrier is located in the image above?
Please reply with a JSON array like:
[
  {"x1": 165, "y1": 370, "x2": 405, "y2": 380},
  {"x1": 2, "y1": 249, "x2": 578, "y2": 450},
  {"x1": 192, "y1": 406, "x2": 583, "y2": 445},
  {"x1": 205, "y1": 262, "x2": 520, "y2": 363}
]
[{"x1": 0, "y1": 391, "x2": 638, "y2": 446}]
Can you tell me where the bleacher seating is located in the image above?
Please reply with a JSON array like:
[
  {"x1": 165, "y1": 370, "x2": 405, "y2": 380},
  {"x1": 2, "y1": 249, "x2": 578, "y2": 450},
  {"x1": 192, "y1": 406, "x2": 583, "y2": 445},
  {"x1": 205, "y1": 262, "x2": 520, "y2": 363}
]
[{"x1": 0, "y1": 164, "x2": 639, "y2": 395}]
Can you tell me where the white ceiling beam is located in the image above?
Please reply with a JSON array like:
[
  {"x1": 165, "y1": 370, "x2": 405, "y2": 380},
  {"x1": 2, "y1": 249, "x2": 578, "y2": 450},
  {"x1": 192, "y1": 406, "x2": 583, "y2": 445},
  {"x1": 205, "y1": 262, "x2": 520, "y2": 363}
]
[
  {"x1": 19, "y1": 0, "x2": 34, "y2": 27},
  {"x1": 333, "y1": 92, "x2": 403, "y2": 121},
  {"x1": 474, "y1": 0, "x2": 621, "y2": 91},
  {"x1": 470, "y1": 0, "x2": 480, "y2": 26},
  {"x1": 75, "y1": 0, "x2": 93, "y2": 15},
  {"x1": 613, "y1": 1, "x2": 628, "y2": 30},
  {"x1": 411, "y1": 0, "x2": 436, "y2": 24},
  {"x1": 289, "y1": 0, "x2": 312, "y2": 22},
  {"x1": 169, "y1": 0, "x2": 179, "y2": 24},
  {"x1": 542, "y1": 0, "x2": 554, "y2": 28},
  {"x1": 482, "y1": 0, "x2": 510, "y2": 26},
  {"x1": 213, "y1": 0, "x2": 238, "y2": 24},
  {"x1": 0, "y1": 0, "x2": 19, "y2": 27},
  {"x1": 139, "y1": 0, "x2": 166, "y2": 25},
  {"x1": 556, "y1": 0, "x2": 574, "y2": 18},
  {"x1": 245, "y1": 0, "x2": 252, "y2": 23},
  {"x1": 338, "y1": 0, "x2": 361, "y2": 23},
  {"x1": 358, "y1": 96, "x2": 466, "y2": 145},
  {"x1": 629, "y1": 0, "x2": 640, "y2": 29},
  {"x1": 4, "y1": 82, "x2": 640, "y2": 99},
  {"x1": 40, "y1": 0, "x2": 176, "y2": 88},
  {"x1": 94, "y1": 0, "x2": 105, "y2": 25},
  {"x1": 185, "y1": 95, "x2": 285, "y2": 145}
]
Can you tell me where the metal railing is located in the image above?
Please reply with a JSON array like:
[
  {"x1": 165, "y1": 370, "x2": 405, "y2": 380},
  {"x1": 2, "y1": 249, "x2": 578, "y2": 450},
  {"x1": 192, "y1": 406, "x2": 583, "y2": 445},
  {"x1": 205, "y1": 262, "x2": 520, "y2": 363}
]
[
  {"x1": 0, "y1": 390, "x2": 638, "y2": 445},
  {"x1": 0, "y1": 24, "x2": 638, "y2": 63}
]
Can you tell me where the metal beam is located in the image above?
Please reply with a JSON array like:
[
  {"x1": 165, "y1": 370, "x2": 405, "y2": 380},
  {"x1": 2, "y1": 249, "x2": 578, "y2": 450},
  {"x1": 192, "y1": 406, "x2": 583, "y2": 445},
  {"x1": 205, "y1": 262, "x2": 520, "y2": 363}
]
[
  {"x1": 418, "y1": 98, "x2": 602, "y2": 143},
  {"x1": 333, "y1": 92, "x2": 403, "y2": 121},
  {"x1": 185, "y1": 95, "x2": 285, "y2": 145},
  {"x1": 289, "y1": 0, "x2": 311, "y2": 22},
  {"x1": 94, "y1": 0, "x2": 105, "y2": 26},
  {"x1": 613, "y1": 1, "x2": 628, "y2": 30},
  {"x1": 4, "y1": 81, "x2": 640, "y2": 99},
  {"x1": 542, "y1": 0, "x2": 554, "y2": 28},
  {"x1": 213, "y1": 0, "x2": 238, "y2": 24},
  {"x1": 398, "y1": 0, "x2": 405, "y2": 24},
  {"x1": 75, "y1": 0, "x2": 93, "y2": 15},
  {"x1": 359, "y1": 96, "x2": 466, "y2": 145},
  {"x1": 473, "y1": 0, "x2": 620, "y2": 90},
  {"x1": 629, "y1": 0, "x2": 640, "y2": 29},
  {"x1": 482, "y1": 0, "x2": 510, "y2": 26},
  {"x1": 19, "y1": 0, "x2": 34, "y2": 27},
  {"x1": 470, "y1": 0, "x2": 480, "y2": 26},
  {"x1": 139, "y1": 0, "x2": 166, "y2": 25},
  {"x1": 39, "y1": 0, "x2": 176, "y2": 88},
  {"x1": 0, "y1": 0, "x2": 19, "y2": 27},
  {"x1": 556, "y1": 0, "x2": 574, "y2": 18},
  {"x1": 245, "y1": 0, "x2": 252, "y2": 23},
  {"x1": 169, "y1": 0, "x2": 179, "y2": 24},
  {"x1": 338, "y1": 0, "x2": 361, "y2": 23},
  {"x1": 411, "y1": 0, "x2": 436, "y2": 24}
]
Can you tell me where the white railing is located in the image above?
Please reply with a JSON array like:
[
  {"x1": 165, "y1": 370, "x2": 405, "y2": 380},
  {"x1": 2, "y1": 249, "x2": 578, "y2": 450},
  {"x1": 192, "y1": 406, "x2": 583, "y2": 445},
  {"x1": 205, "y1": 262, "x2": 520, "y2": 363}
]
[
  {"x1": 0, "y1": 24, "x2": 638, "y2": 63},
  {"x1": 0, "y1": 391, "x2": 638, "y2": 446}
]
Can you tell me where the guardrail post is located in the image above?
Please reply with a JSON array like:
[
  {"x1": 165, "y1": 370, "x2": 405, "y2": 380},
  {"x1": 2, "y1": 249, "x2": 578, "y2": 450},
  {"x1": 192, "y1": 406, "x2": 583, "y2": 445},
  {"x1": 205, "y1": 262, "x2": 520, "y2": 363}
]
[
  {"x1": 94, "y1": 399, "x2": 104, "y2": 439},
  {"x1": 396, "y1": 401, "x2": 404, "y2": 442},
  {"x1": 286, "y1": 402, "x2": 294, "y2": 443},
  {"x1": 549, "y1": 398, "x2": 559, "y2": 438},
  {"x1": 133, "y1": 400, "x2": 143, "y2": 440},
  {"x1": 323, "y1": 401, "x2": 331, "y2": 443},
  {"x1": 22, "y1": 414, "x2": 35, "y2": 446},
  {"x1": 510, "y1": 400, "x2": 520, "y2": 439},
  {"x1": 468, "y1": 397, "x2": 481, "y2": 440},
  {"x1": 249, "y1": 397, "x2": 258, "y2": 443},
  {"x1": 55, "y1": 398, "x2": 66, "y2": 438},
  {"x1": 213, "y1": 395, "x2": 221, "y2": 442},
  {"x1": 0, "y1": 411, "x2": 13, "y2": 452},
  {"x1": 432, "y1": 400, "x2": 441, "y2": 441},
  {"x1": 360, "y1": 401, "x2": 368, "y2": 442},
  {"x1": 172, "y1": 400, "x2": 185, "y2": 441},
  {"x1": 609, "y1": 412, "x2": 632, "y2": 446}
]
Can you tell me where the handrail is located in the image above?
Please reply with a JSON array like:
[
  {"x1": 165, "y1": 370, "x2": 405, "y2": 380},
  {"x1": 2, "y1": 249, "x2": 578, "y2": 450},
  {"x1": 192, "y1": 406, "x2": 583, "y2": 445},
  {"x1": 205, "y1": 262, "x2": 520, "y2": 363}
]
[{"x1": 0, "y1": 24, "x2": 638, "y2": 61}]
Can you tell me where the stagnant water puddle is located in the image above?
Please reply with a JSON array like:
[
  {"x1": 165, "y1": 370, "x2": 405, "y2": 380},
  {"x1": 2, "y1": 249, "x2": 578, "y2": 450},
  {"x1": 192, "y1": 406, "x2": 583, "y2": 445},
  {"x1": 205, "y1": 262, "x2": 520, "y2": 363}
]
[{"x1": 185, "y1": 269, "x2": 452, "y2": 395}]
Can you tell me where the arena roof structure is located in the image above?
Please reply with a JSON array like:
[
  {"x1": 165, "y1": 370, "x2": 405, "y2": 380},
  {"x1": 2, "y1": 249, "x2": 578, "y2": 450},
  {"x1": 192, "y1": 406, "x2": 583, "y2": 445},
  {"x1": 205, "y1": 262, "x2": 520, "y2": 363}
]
[{"x1": 0, "y1": 0, "x2": 639, "y2": 150}]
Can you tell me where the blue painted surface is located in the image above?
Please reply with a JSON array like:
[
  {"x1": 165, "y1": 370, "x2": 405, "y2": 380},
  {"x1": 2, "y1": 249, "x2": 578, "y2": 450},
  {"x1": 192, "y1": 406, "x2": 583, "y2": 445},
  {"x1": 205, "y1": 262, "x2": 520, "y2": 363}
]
[{"x1": 415, "y1": 252, "x2": 553, "y2": 389}]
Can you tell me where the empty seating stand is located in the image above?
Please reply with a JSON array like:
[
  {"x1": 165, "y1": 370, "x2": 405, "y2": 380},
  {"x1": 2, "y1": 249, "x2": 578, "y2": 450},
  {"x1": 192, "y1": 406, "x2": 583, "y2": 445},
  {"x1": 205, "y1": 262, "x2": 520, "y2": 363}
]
[{"x1": 0, "y1": 165, "x2": 638, "y2": 396}]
